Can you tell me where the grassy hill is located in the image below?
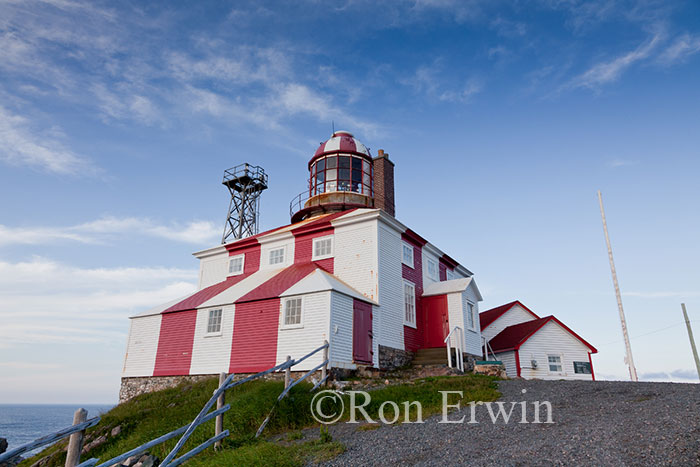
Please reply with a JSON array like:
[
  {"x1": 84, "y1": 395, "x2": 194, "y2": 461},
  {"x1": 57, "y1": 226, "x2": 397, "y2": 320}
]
[{"x1": 21, "y1": 374, "x2": 499, "y2": 466}]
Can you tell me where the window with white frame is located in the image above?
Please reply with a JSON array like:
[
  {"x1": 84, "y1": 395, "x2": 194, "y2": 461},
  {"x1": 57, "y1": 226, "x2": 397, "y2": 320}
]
[
  {"x1": 427, "y1": 259, "x2": 438, "y2": 281},
  {"x1": 207, "y1": 309, "x2": 223, "y2": 334},
  {"x1": 269, "y1": 247, "x2": 285, "y2": 265},
  {"x1": 446, "y1": 269, "x2": 455, "y2": 280},
  {"x1": 228, "y1": 254, "x2": 244, "y2": 275},
  {"x1": 466, "y1": 301, "x2": 476, "y2": 330},
  {"x1": 402, "y1": 242, "x2": 414, "y2": 268},
  {"x1": 283, "y1": 297, "x2": 302, "y2": 327},
  {"x1": 312, "y1": 236, "x2": 333, "y2": 259},
  {"x1": 404, "y1": 281, "x2": 416, "y2": 327},
  {"x1": 573, "y1": 361, "x2": 592, "y2": 374},
  {"x1": 548, "y1": 355, "x2": 563, "y2": 372}
]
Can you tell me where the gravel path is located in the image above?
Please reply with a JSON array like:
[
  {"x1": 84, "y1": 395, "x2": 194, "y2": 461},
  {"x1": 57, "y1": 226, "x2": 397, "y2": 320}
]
[{"x1": 319, "y1": 380, "x2": 700, "y2": 466}]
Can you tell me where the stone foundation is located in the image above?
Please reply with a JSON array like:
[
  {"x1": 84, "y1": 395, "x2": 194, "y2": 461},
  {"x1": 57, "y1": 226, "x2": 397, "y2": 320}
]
[
  {"x1": 378, "y1": 345, "x2": 414, "y2": 369},
  {"x1": 473, "y1": 361, "x2": 507, "y2": 378}
]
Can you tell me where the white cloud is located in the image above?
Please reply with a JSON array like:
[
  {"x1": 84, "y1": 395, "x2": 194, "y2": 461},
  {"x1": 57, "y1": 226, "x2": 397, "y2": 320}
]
[
  {"x1": 0, "y1": 257, "x2": 197, "y2": 347},
  {"x1": 565, "y1": 32, "x2": 663, "y2": 90},
  {"x1": 658, "y1": 33, "x2": 700, "y2": 65},
  {"x1": 0, "y1": 216, "x2": 220, "y2": 246},
  {"x1": 0, "y1": 105, "x2": 96, "y2": 175},
  {"x1": 403, "y1": 63, "x2": 483, "y2": 104}
]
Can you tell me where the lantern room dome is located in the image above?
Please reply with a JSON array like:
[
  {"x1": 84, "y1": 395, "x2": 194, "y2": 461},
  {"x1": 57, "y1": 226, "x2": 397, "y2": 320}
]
[{"x1": 309, "y1": 131, "x2": 371, "y2": 168}]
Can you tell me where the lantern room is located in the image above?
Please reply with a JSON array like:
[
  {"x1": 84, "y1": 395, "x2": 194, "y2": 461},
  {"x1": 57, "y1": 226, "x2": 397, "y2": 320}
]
[{"x1": 290, "y1": 131, "x2": 377, "y2": 223}]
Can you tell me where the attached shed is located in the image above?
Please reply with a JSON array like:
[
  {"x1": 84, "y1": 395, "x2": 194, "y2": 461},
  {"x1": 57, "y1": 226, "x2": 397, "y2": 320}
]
[{"x1": 489, "y1": 316, "x2": 597, "y2": 380}]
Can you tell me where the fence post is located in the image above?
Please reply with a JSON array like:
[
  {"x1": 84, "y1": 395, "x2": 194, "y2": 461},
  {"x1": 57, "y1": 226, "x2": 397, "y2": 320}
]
[
  {"x1": 214, "y1": 372, "x2": 226, "y2": 450},
  {"x1": 321, "y1": 340, "x2": 328, "y2": 385},
  {"x1": 65, "y1": 408, "x2": 87, "y2": 467},
  {"x1": 284, "y1": 356, "x2": 291, "y2": 389}
]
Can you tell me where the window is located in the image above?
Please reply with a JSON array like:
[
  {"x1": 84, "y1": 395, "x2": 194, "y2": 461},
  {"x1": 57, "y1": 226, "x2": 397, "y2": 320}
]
[
  {"x1": 574, "y1": 361, "x2": 592, "y2": 374},
  {"x1": 446, "y1": 269, "x2": 455, "y2": 281},
  {"x1": 269, "y1": 247, "x2": 285, "y2": 265},
  {"x1": 207, "y1": 309, "x2": 223, "y2": 334},
  {"x1": 466, "y1": 301, "x2": 476, "y2": 330},
  {"x1": 312, "y1": 236, "x2": 333, "y2": 259},
  {"x1": 309, "y1": 154, "x2": 373, "y2": 197},
  {"x1": 404, "y1": 281, "x2": 416, "y2": 327},
  {"x1": 283, "y1": 297, "x2": 302, "y2": 327},
  {"x1": 402, "y1": 242, "x2": 414, "y2": 268},
  {"x1": 548, "y1": 355, "x2": 563, "y2": 372},
  {"x1": 427, "y1": 259, "x2": 438, "y2": 281},
  {"x1": 228, "y1": 254, "x2": 244, "y2": 275}
]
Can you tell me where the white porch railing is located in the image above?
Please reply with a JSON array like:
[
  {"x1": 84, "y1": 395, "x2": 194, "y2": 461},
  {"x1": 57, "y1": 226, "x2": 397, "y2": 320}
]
[
  {"x1": 444, "y1": 326, "x2": 465, "y2": 372},
  {"x1": 481, "y1": 336, "x2": 498, "y2": 361}
]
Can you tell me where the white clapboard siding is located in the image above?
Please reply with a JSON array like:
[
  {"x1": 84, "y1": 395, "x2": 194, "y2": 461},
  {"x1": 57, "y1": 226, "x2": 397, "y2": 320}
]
[
  {"x1": 122, "y1": 315, "x2": 162, "y2": 377},
  {"x1": 462, "y1": 286, "x2": 482, "y2": 356},
  {"x1": 377, "y1": 222, "x2": 405, "y2": 351},
  {"x1": 199, "y1": 252, "x2": 230, "y2": 289},
  {"x1": 496, "y1": 351, "x2": 518, "y2": 378},
  {"x1": 333, "y1": 219, "x2": 379, "y2": 301},
  {"x1": 329, "y1": 291, "x2": 356, "y2": 369},
  {"x1": 189, "y1": 305, "x2": 235, "y2": 375},
  {"x1": 518, "y1": 321, "x2": 594, "y2": 380},
  {"x1": 275, "y1": 292, "x2": 330, "y2": 371},
  {"x1": 446, "y1": 292, "x2": 465, "y2": 351},
  {"x1": 481, "y1": 304, "x2": 538, "y2": 342}
]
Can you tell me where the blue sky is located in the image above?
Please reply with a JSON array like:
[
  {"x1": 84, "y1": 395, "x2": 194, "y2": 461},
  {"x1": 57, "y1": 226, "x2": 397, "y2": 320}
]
[{"x1": 1, "y1": 0, "x2": 699, "y2": 403}]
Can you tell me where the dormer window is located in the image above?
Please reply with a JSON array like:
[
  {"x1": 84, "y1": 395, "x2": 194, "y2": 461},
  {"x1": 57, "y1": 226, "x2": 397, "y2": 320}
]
[
  {"x1": 269, "y1": 247, "x2": 285, "y2": 265},
  {"x1": 312, "y1": 235, "x2": 333, "y2": 260},
  {"x1": 427, "y1": 259, "x2": 438, "y2": 281},
  {"x1": 228, "y1": 254, "x2": 244, "y2": 276},
  {"x1": 402, "y1": 242, "x2": 414, "y2": 268}
]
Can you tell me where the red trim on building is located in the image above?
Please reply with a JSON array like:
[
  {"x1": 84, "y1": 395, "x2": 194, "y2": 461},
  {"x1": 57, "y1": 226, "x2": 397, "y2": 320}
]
[
  {"x1": 153, "y1": 309, "x2": 197, "y2": 376},
  {"x1": 229, "y1": 298, "x2": 280, "y2": 373},
  {"x1": 401, "y1": 229, "x2": 427, "y2": 247},
  {"x1": 236, "y1": 263, "x2": 319, "y2": 303},
  {"x1": 440, "y1": 254, "x2": 459, "y2": 270},
  {"x1": 402, "y1": 241, "x2": 424, "y2": 352},
  {"x1": 163, "y1": 274, "x2": 252, "y2": 314},
  {"x1": 479, "y1": 300, "x2": 540, "y2": 330},
  {"x1": 489, "y1": 316, "x2": 598, "y2": 353},
  {"x1": 514, "y1": 349, "x2": 521, "y2": 377},
  {"x1": 588, "y1": 353, "x2": 596, "y2": 381}
]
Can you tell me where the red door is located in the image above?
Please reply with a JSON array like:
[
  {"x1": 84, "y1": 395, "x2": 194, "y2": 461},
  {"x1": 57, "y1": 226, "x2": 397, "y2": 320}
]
[
  {"x1": 353, "y1": 299, "x2": 373, "y2": 364},
  {"x1": 424, "y1": 295, "x2": 449, "y2": 348}
]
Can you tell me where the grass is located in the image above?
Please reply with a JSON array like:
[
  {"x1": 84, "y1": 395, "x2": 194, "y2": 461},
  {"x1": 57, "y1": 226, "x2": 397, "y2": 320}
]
[{"x1": 20, "y1": 374, "x2": 499, "y2": 466}]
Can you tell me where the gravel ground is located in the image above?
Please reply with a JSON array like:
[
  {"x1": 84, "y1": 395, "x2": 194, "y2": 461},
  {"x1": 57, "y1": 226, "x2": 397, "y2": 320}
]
[{"x1": 318, "y1": 380, "x2": 700, "y2": 466}]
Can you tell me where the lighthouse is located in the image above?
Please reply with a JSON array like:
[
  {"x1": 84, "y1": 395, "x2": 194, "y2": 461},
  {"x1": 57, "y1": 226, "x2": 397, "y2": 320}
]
[{"x1": 290, "y1": 131, "x2": 395, "y2": 222}]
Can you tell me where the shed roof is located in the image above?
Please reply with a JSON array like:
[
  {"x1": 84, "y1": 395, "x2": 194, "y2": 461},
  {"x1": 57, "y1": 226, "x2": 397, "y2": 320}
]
[
  {"x1": 489, "y1": 316, "x2": 598, "y2": 353},
  {"x1": 479, "y1": 300, "x2": 539, "y2": 330},
  {"x1": 422, "y1": 277, "x2": 483, "y2": 301}
]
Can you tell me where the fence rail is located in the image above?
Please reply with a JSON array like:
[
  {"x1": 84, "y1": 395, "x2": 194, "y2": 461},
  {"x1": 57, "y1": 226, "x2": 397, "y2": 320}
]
[
  {"x1": 3, "y1": 340, "x2": 330, "y2": 467},
  {"x1": 0, "y1": 411, "x2": 100, "y2": 466},
  {"x1": 445, "y1": 326, "x2": 465, "y2": 372}
]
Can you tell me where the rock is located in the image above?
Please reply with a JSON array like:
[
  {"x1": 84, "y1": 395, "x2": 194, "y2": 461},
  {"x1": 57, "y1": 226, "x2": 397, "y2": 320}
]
[
  {"x1": 82, "y1": 435, "x2": 107, "y2": 454},
  {"x1": 139, "y1": 454, "x2": 159, "y2": 467},
  {"x1": 124, "y1": 454, "x2": 141, "y2": 466},
  {"x1": 0, "y1": 438, "x2": 7, "y2": 454},
  {"x1": 111, "y1": 425, "x2": 122, "y2": 437}
]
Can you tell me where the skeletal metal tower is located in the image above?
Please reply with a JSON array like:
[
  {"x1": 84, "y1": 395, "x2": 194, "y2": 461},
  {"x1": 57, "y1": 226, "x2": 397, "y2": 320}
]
[{"x1": 221, "y1": 163, "x2": 268, "y2": 243}]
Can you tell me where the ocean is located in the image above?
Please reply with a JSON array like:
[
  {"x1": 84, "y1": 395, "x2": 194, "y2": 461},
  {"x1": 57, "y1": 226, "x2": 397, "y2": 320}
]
[{"x1": 0, "y1": 404, "x2": 114, "y2": 458}]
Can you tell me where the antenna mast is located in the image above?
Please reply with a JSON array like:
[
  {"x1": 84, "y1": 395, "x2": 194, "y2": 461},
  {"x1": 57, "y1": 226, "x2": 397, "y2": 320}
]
[
  {"x1": 221, "y1": 163, "x2": 268, "y2": 243},
  {"x1": 597, "y1": 190, "x2": 638, "y2": 381}
]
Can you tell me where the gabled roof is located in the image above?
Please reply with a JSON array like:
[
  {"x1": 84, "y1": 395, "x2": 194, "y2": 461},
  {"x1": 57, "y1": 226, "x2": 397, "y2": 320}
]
[
  {"x1": 162, "y1": 272, "x2": 253, "y2": 314},
  {"x1": 236, "y1": 263, "x2": 319, "y2": 303},
  {"x1": 281, "y1": 268, "x2": 376, "y2": 304},
  {"x1": 422, "y1": 277, "x2": 483, "y2": 301},
  {"x1": 489, "y1": 316, "x2": 598, "y2": 354},
  {"x1": 479, "y1": 300, "x2": 539, "y2": 330}
]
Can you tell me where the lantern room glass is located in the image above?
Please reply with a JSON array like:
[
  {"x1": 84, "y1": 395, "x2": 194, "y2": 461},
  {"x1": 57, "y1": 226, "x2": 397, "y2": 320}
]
[{"x1": 310, "y1": 154, "x2": 373, "y2": 197}]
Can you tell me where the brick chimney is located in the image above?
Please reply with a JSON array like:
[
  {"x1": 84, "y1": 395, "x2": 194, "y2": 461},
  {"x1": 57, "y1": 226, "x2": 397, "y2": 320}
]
[{"x1": 373, "y1": 149, "x2": 395, "y2": 217}]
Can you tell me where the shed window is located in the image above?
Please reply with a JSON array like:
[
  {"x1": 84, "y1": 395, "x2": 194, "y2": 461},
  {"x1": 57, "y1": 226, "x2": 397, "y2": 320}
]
[
  {"x1": 466, "y1": 301, "x2": 476, "y2": 330},
  {"x1": 283, "y1": 297, "x2": 302, "y2": 327},
  {"x1": 548, "y1": 355, "x2": 563, "y2": 372},
  {"x1": 313, "y1": 236, "x2": 333, "y2": 259},
  {"x1": 404, "y1": 281, "x2": 416, "y2": 327},
  {"x1": 427, "y1": 259, "x2": 438, "y2": 281},
  {"x1": 207, "y1": 309, "x2": 223, "y2": 334},
  {"x1": 228, "y1": 254, "x2": 244, "y2": 275},
  {"x1": 574, "y1": 361, "x2": 592, "y2": 374},
  {"x1": 269, "y1": 247, "x2": 285, "y2": 265},
  {"x1": 402, "y1": 242, "x2": 414, "y2": 268}
]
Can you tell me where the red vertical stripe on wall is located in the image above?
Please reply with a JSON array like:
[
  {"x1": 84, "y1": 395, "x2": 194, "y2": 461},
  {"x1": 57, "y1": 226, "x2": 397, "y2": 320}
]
[
  {"x1": 229, "y1": 298, "x2": 280, "y2": 373},
  {"x1": 153, "y1": 309, "x2": 197, "y2": 376},
  {"x1": 402, "y1": 239, "x2": 424, "y2": 352}
]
